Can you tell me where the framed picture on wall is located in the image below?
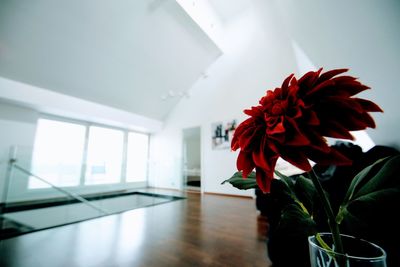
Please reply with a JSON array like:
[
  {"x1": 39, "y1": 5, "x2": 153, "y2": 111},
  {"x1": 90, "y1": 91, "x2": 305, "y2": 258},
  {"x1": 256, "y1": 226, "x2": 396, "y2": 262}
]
[{"x1": 211, "y1": 119, "x2": 237, "y2": 150}]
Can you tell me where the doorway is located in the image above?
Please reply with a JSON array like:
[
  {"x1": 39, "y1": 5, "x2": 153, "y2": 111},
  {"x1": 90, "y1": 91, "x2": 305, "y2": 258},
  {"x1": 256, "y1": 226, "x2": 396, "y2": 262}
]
[{"x1": 182, "y1": 127, "x2": 201, "y2": 191}]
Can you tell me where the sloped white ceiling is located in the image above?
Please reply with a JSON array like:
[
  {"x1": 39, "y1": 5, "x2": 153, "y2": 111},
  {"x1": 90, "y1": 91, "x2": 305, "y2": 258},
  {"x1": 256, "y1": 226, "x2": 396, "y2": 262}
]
[
  {"x1": 274, "y1": 0, "x2": 400, "y2": 148},
  {"x1": 0, "y1": 0, "x2": 221, "y2": 121}
]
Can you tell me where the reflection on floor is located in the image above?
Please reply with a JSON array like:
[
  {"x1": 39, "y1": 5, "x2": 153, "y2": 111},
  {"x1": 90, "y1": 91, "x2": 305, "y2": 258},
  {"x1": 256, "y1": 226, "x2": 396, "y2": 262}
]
[
  {"x1": 0, "y1": 191, "x2": 184, "y2": 240},
  {"x1": 0, "y1": 189, "x2": 271, "y2": 267}
]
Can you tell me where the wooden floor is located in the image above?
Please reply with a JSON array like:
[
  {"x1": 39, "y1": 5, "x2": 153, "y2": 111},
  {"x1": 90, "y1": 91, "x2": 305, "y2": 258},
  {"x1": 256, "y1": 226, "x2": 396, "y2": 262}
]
[{"x1": 0, "y1": 189, "x2": 272, "y2": 267}]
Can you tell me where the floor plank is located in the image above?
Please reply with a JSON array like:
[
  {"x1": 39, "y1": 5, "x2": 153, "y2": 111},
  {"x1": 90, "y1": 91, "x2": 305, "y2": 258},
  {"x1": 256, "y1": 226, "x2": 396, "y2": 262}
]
[{"x1": 0, "y1": 191, "x2": 271, "y2": 267}]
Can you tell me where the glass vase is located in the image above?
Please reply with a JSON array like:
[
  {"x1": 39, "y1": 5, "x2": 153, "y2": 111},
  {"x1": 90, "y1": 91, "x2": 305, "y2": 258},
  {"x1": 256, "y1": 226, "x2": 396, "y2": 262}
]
[{"x1": 308, "y1": 233, "x2": 387, "y2": 267}]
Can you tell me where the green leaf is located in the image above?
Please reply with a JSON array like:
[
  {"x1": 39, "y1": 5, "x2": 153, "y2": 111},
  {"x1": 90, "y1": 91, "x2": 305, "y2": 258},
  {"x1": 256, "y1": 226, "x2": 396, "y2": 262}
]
[
  {"x1": 268, "y1": 200, "x2": 317, "y2": 266},
  {"x1": 274, "y1": 170, "x2": 296, "y2": 189},
  {"x1": 353, "y1": 156, "x2": 400, "y2": 198},
  {"x1": 338, "y1": 155, "x2": 400, "y2": 229},
  {"x1": 342, "y1": 156, "x2": 393, "y2": 204},
  {"x1": 270, "y1": 178, "x2": 296, "y2": 205},
  {"x1": 221, "y1": 171, "x2": 257, "y2": 190},
  {"x1": 294, "y1": 175, "x2": 317, "y2": 214},
  {"x1": 274, "y1": 170, "x2": 314, "y2": 215},
  {"x1": 276, "y1": 203, "x2": 317, "y2": 237}
]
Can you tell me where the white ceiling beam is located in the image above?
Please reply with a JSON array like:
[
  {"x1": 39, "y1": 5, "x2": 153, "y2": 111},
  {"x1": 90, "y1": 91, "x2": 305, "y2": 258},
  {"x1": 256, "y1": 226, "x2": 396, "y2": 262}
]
[{"x1": 0, "y1": 76, "x2": 163, "y2": 133}]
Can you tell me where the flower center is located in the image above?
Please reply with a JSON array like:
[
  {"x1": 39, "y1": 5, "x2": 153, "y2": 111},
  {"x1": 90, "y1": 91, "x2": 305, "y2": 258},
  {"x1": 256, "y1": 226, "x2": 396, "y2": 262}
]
[{"x1": 271, "y1": 102, "x2": 284, "y2": 115}]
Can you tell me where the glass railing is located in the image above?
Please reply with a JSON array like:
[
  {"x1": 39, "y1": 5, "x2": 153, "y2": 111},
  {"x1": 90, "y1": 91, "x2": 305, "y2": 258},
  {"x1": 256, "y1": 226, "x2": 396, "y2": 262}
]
[
  {"x1": 0, "y1": 153, "x2": 108, "y2": 239},
  {"x1": 0, "y1": 146, "x2": 184, "y2": 239}
]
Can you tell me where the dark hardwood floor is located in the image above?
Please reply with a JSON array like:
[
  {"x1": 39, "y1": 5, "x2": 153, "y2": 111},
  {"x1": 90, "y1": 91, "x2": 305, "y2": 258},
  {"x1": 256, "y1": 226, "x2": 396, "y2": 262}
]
[{"x1": 0, "y1": 189, "x2": 272, "y2": 267}]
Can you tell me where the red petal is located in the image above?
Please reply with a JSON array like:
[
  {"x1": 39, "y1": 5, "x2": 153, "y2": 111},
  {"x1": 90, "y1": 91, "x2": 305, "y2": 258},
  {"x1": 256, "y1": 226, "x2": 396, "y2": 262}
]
[
  {"x1": 318, "y1": 68, "x2": 348, "y2": 81},
  {"x1": 302, "y1": 129, "x2": 330, "y2": 153},
  {"x1": 237, "y1": 151, "x2": 255, "y2": 178},
  {"x1": 323, "y1": 96, "x2": 364, "y2": 113},
  {"x1": 231, "y1": 119, "x2": 254, "y2": 150},
  {"x1": 306, "y1": 79, "x2": 335, "y2": 96},
  {"x1": 306, "y1": 148, "x2": 352, "y2": 167},
  {"x1": 291, "y1": 100, "x2": 304, "y2": 119},
  {"x1": 298, "y1": 68, "x2": 322, "y2": 88},
  {"x1": 359, "y1": 113, "x2": 376, "y2": 129},
  {"x1": 333, "y1": 111, "x2": 376, "y2": 131},
  {"x1": 267, "y1": 120, "x2": 285, "y2": 135},
  {"x1": 252, "y1": 147, "x2": 272, "y2": 171},
  {"x1": 231, "y1": 136, "x2": 239, "y2": 151},
  {"x1": 306, "y1": 110, "x2": 320, "y2": 126},
  {"x1": 278, "y1": 148, "x2": 312, "y2": 172},
  {"x1": 255, "y1": 168, "x2": 270, "y2": 193},
  {"x1": 244, "y1": 106, "x2": 264, "y2": 117},
  {"x1": 284, "y1": 118, "x2": 310, "y2": 146},
  {"x1": 281, "y1": 74, "x2": 294, "y2": 94},
  {"x1": 233, "y1": 118, "x2": 253, "y2": 137},
  {"x1": 238, "y1": 126, "x2": 260, "y2": 150},
  {"x1": 331, "y1": 75, "x2": 357, "y2": 83},
  {"x1": 255, "y1": 162, "x2": 277, "y2": 193},
  {"x1": 354, "y1": 98, "x2": 383, "y2": 112},
  {"x1": 334, "y1": 81, "x2": 370, "y2": 96},
  {"x1": 320, "y1": 120, "x2": 355, "y2": 140}
]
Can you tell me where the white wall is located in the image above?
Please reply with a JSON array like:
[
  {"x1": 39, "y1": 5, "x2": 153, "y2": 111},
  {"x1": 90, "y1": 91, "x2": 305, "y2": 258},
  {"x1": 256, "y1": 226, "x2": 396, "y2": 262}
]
[
  {"x1": 275, "y1": 0, "x2": 400, "y2": 150},
  {"x1": 149, "y1": 0, "x2": 298, "y2": 196}
]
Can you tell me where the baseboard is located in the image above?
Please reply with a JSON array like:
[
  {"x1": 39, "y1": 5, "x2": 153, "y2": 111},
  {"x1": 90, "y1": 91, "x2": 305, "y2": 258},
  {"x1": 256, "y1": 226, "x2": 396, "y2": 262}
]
[{"x1": 204, "y1": 191, "x2": 254, "y2": 199}]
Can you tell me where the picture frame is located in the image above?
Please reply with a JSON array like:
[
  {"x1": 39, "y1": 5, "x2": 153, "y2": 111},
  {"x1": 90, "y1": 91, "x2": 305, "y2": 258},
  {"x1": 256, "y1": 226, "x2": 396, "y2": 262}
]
[{"x1": 211, "y1": 119, "x2": 237, "y2": 150}]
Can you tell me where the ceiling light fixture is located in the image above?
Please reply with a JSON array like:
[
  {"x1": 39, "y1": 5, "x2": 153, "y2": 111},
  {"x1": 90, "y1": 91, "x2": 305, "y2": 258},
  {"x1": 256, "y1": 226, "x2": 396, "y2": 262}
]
[{"x1": 160, "y1": 90, "x2": 190, "y2": 101}]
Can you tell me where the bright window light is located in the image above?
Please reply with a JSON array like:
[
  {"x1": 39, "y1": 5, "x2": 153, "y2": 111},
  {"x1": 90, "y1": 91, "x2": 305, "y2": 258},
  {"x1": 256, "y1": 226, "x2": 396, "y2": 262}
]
[
  {"x1": 29, "y1": 119, "x2": 86, "y2": 188},
  {"x1": 85, "y1": 126, "x2": 123, "y2": 185},
  {"x1": 29, "y1": 118, "x2": 149, "y2": 190},
  {"x1": 126, "y1": 132, "x2": 149, "y2": 182}
]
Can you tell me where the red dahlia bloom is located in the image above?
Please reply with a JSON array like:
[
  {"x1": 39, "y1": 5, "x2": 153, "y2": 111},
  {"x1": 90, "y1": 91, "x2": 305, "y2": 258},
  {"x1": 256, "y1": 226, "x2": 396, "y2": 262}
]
[{"x1": 231, "y1": 68, "x2": 383, "y2": 193}]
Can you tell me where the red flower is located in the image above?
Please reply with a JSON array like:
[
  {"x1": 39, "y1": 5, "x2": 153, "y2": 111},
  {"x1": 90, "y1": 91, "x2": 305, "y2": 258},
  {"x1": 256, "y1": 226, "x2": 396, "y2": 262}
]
[{"x1": 231, "y1": 68, "x2": 383, "y2": 193}]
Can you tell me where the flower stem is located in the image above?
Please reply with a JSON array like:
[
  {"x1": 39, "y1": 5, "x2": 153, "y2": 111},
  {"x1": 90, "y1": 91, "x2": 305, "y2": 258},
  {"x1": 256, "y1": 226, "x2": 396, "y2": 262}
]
[{"x1": 309, "y1": 169, "x2": 344, "y2": 255}]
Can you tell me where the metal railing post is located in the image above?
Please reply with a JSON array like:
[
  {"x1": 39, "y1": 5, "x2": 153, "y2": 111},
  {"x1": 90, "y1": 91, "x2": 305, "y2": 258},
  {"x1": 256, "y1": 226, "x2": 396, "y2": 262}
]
[{"x1": 0, "y1": 147, "x2": 18, "y2": 230}]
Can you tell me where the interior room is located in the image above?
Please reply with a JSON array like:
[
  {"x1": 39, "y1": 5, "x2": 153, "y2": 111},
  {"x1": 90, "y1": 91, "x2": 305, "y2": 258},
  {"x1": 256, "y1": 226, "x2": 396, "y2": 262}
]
[{"x1": 0, "y1": 1, "x2": 399, "y2": 266}]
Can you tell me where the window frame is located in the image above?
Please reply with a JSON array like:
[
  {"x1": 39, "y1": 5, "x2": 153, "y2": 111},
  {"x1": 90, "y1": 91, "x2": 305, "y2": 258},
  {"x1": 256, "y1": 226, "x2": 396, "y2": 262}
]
[
  {"x1": 28, "y1": 114, "x2": 149, "y2": 191},
  {"x1": 126, "y1": 131, "x2": 150, "y2": 183}
]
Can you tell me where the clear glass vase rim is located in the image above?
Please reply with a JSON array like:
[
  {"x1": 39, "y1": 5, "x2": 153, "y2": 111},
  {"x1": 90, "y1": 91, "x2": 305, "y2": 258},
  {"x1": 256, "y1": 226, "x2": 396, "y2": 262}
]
[{"x1": 308, "y1": 233, "x2": 387, "y2": 261}]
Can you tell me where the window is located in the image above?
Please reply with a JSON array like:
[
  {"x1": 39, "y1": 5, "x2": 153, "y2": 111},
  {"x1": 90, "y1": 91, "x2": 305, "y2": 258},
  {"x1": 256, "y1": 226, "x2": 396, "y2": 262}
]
[
  {"x1": 126, "y1": 132, "x2": 149, "y2": 182},
  {"x1": 29, "y1": 117, "x2": 149, "y2": 189},
  {"x1": 85, "y1": 126, "x2": 124, "y2": 185},
  {"x1": 29, "y1": 119, "x2": 86, "y2": 188}
]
